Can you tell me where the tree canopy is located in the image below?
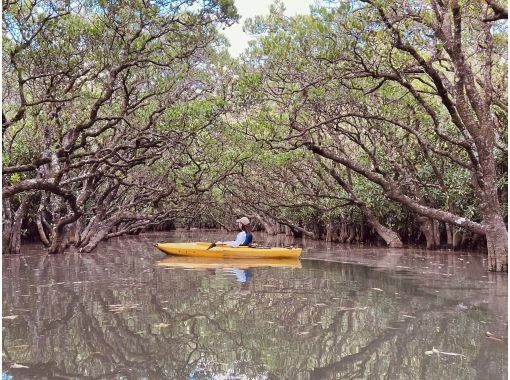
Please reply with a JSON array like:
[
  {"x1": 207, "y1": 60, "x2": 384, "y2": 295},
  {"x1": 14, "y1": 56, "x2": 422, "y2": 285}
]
[{"x1": 3, "y1": 0, "x2": 507, "y2": 270}]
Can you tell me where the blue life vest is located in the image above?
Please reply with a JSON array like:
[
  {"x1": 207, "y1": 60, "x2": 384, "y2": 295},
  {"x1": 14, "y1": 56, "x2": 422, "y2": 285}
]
[{"x1": 242, "y1": 232, "x2": 253, "y2": 246}]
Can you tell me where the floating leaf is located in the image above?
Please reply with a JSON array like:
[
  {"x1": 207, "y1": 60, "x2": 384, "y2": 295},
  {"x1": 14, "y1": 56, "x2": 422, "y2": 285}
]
[
  {"x1": 107, "y1": 303, "x2": 141, "y2": 313},
  {"x1": 425, "y1": 347, "x2": 465, "y2": 357},
  {"x1": 338, "y1": 306, "x2": 367, "y2": 311},
  {"x1": 438, "y1": 350, "x2": 465, "y2": 357},
  {"x1": 11, "y1": 363, "x2": 29, "y2": 368},
  {"x1": 486, "y1": 331, "x2": 505, "y2": 341},
  {"x1": 154, "y1": 323, "x2": 171, "y2": 328}
]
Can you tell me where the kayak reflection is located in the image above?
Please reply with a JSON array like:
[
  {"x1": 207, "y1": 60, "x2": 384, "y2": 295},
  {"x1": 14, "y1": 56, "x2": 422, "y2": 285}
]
[{"x1": 155, "y1": 256, "x2": 302, "y2": 270}]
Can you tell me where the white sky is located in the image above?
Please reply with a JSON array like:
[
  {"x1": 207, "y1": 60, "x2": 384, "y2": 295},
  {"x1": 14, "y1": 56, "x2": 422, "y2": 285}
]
[{"x1": 222, "y1": 0, "x2": 316, "y2": 57}]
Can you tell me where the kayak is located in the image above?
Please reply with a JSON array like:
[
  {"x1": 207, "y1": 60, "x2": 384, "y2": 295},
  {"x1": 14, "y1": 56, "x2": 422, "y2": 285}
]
[
  {"x1": 154, "y1": 242, "x2": 302, "y2": 259},
  {"x1": 156, "y1": 256, "x2": 302, "y2": 269}
]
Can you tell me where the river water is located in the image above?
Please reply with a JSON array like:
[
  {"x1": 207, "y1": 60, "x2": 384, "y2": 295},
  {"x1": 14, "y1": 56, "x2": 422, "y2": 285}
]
[{"x1": 2, "y1": 231, "x2": 507, "y2": 379}]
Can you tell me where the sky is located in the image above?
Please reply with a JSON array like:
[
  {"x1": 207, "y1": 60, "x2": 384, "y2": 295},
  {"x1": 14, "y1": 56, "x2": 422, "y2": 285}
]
[{"x1": 222, "y1": 0, "x2": 316, "y2": 57}]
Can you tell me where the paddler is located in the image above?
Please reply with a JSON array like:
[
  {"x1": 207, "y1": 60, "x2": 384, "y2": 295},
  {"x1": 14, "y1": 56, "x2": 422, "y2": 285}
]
[{"x1": 216, "y1": 217, "x2": 254, "y2": 247}]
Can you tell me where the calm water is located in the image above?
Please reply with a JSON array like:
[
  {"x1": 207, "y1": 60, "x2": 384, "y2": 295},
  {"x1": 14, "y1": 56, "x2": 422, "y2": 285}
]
[{"x1": 2, "y1": 231, "x2": 507, "y2": 379}]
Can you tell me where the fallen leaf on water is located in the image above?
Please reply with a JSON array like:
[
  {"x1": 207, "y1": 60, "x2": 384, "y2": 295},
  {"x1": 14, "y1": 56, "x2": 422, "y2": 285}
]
[
  {"x1": 154, "y1": 323, "x2": 171, "y2": 328},
  {"x1": 10, "y1": 363, "x2": 29, "y2": 368},
  {"x1": 486, "y1": 331, "x2": 505, "y2": 341},
  {"x1": 425, "y1": 347, "x2": 464, "y2": 357},
  {"x1": 371, "y1": 288, "x2": 383, "y2": 292},
  {"x1": 3, "y1": 315, "x2": 18, "y2": 320},
  {"x1": 107, "y1": 303, "x2": 141, "y2": 313},
  {"x1": 438, "y1": 350, "x2": 465, "y2": 357},
  {"x1": 338, "y1": 306, "x2": 368, "y2": 311},
  {"x1": 487, "y1": 336, "x2": 504, "y2": 342}
]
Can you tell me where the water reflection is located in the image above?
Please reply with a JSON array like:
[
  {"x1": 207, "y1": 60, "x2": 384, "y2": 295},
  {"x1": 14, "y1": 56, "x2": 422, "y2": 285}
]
[
  {"x1": 2, "y1": 231, "x2": 507, "y2": 379},
  {"x1": 156, "y1": 256, "x2": 302, "y2": 269}
]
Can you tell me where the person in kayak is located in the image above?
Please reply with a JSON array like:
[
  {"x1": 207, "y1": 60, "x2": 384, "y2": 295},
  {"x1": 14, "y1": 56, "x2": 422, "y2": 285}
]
[{"x1": 216, "y1": 217, "x2": 253, "y2": 247}]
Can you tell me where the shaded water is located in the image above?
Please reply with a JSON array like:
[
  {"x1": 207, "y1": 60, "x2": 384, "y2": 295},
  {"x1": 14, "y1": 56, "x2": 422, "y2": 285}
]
[{"x1": 2, "y1": 231, "x2": 507, "y2": 379}]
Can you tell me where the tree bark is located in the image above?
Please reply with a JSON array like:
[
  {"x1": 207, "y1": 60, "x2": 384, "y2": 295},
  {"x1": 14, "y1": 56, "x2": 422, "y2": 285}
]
[
  {"x1": 339, "y1": 223, "x2": 347, "y2": 242},
  {"x1": 255, "y1": 215, "x2": 278, "y2": 235},
  {"x1": 325, "y1": 222, "x2": 335, "y2": 242},
  {"x1": 320, "y1": 162, "x2": 404, "y2": 247},
  {"x1": 452, "y1": 228, "x2": 462, "y2": 249},
  {"x1": 48, "y1": 210, "x2": 82, "y2": 254},
  {"x1": 35, "y1": 197, "x2": 50, "y2": 247},
  {"x1": 485, "y1": 215, "x2": 508, "y2": 272},
  {"x1": 80, "y1": 226, "x2": 110, "y2": 253},
  {"x1": 346, "y1": 225, "x2": 356, "y2": 244},
  {"x1": 3, "y1": 198, "x2": 13, "y2": 253},
  {"x1": 417, "y1": 216, "x2": 438, "y2": 250},
  {"x1": 445, "y1": 223, "x2": 453, "y2": 249},
  {"x1": 9, "y1": 192, "x2": 35, "y2": 254},
  {"x1": 360, "y1": 205, "x2": 403, "y2": 248},
  {"x1": 433, "y1": 219, "x2": 441, "y2": 248},
  {"x1": 36, "y1": 212, "x2": 50, "y2": 247}
]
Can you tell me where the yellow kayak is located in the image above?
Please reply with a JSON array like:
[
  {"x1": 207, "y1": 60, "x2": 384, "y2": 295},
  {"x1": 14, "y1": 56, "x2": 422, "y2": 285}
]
[
  {"x1": 154, "y1": 242, "x2": 302, "y2": 259},
  {"x1": 156, "y1": 256, "x2": 302, "y2": 269}
]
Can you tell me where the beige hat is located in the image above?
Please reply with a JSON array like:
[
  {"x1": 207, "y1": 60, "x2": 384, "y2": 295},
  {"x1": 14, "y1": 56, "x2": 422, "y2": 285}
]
[{"x1": 236, "y1": 217, "x2": 250, "y2": 225}]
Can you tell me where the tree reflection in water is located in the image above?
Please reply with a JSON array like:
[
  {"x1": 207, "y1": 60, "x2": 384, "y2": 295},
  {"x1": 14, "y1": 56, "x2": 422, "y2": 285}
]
[{"x1": 2, "y1": 233, "x2": 507, "y2": 379}]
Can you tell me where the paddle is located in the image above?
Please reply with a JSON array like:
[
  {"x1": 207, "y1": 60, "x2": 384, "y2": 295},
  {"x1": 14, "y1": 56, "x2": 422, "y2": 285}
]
[{"x1": 207, "y1": 241, "x2": 228, "y2": 250}]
